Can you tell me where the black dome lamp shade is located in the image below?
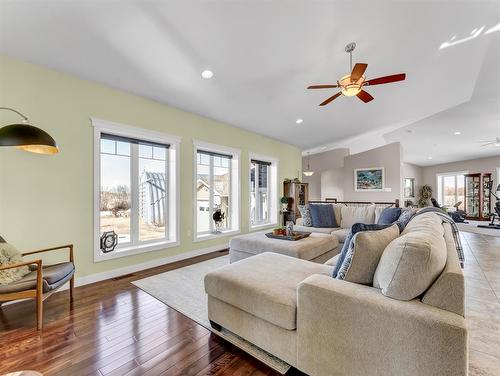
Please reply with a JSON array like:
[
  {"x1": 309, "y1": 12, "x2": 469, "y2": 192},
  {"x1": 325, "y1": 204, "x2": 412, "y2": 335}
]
[{"x1": 0, "y1": 107, "x2": 58, "y2": 155}]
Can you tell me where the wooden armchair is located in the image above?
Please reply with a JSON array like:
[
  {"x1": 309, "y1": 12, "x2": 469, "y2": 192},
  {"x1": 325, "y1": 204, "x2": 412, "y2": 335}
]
[{"x1": 0, "y1": 244, "x2": 74, "y2": 330}]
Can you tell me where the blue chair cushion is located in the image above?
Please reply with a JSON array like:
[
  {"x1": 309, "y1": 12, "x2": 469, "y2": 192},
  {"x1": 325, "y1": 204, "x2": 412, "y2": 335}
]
[
  {"x1": 309, "y1": 204, "x2": 338, "y2": 228},
  {"x1": 377, "y1": 207, "x2": 402, "y2": 225}
]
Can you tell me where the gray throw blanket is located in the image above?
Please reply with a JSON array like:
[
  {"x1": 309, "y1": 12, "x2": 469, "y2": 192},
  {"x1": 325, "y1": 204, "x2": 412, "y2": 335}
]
[{"x1": 412, "y1": 207, "x2": 465, "y2": 268}]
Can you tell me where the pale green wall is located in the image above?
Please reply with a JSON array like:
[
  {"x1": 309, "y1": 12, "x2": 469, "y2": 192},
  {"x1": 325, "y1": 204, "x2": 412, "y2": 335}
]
[{"x1": 0, "y1": 55, "x2": 302, "y2": 278}]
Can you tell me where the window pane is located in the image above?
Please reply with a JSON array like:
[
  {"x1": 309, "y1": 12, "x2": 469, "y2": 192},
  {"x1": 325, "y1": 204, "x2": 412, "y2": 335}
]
[
  {"x1": 456, "y1": 175, "x2": 465, "y2": 210},
  {"x1": 153, "y1": 146, "x2": 166, "y2": 160},
  {"x1": 139, "y1": 144, "x2": 152, "y2": 159},
  {"x1": 116, "y1": 141, "x2": 131, "y2": 156},
  {"x1": 139, "y1": 150, "x2": 167, "y2": 242},
  {"x1": 258, "y1": 164, "x2": 269, "y2": 222},
  {"x1": 101, "y1": 139, "x2": 115, "y2": 154},
  {"x1": 443, "y1": 176, "x2": 456, "y2": 207},
  {"x1": 214, "y1": 160, "x2": 230, "y2": 230},
  {"x1": 100, "y1": 142, "x2": 131, "y2": 245},
  {"x1": 197, "y1": 154, "x2": 211, "y2": 233},
  {"x1": 250, "y1": 163, "x2": 257, "y2": 225}
]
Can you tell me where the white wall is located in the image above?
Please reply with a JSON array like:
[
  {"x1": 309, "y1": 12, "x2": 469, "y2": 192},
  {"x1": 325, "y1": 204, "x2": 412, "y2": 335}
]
[
  {"x1": 302, "y1": 148, "x2": 349, "y2": 200},
  {"x1": 301, "y1": 143, "x2": 402, "y2": 203},
  {"x1": 421, "y1": 155, "x2": 500, "y2": 211},
  {"x1": 342, "y1": 142, "x2": 402, "y2": 202},
  {"x1": 402, "y1": 162, "x2": 424, "y2": 205}
]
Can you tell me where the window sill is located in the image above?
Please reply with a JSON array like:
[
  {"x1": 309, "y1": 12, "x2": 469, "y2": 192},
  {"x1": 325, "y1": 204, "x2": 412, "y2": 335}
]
[
  {"x1": 249, "y1": 222, "x2": 278, "y2": 232},
  {"x1": 94, "y1": 239, "x2": 179, "y2": 262},
  {"x1": 194, "y1": 229, "x2": 241, "y2": 243}
]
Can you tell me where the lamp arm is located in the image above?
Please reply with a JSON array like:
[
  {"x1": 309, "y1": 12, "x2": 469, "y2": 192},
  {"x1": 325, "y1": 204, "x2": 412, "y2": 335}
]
[{"x1": 0, "y1": 107, "x2": 29, "y2": 121}]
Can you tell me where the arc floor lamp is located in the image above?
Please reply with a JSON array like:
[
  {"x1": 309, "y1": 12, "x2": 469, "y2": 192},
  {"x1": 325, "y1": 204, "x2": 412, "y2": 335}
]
[{"x1": 0, "y1": 107, "x2": 58, "y2": 155}]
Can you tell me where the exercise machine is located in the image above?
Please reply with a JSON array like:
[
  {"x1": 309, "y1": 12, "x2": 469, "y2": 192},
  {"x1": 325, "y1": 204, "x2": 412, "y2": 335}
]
[
  {"x1": 478, "y1": 181, "x2": 500, "y2": 230},
  {"x1": 430, "y1": 198, "x2": 468, "y2": 223}
]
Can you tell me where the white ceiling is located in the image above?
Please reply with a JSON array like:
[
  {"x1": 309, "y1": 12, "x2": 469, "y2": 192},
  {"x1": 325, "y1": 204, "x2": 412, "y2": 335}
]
[{"x1": 1, "y1": 0, "x2": 499, "y2": 166}]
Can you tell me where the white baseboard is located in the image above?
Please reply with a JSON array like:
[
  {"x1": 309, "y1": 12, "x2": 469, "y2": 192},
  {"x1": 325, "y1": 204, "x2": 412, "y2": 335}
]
[
  {"x1": 3, "y1": 243, "x2": 229, "y2": 307},
  {"x1": 75, "y1": 242, "x2": 229, "y2": 287}
]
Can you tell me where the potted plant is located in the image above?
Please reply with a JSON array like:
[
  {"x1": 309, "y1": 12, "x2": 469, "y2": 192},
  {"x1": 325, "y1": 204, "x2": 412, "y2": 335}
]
[
  {"x1": 280, "y1": 196, "x2": 289, "y2": 211},
  {"x1": 417, "y1": 184, "x2": 433, "y2": 208}
]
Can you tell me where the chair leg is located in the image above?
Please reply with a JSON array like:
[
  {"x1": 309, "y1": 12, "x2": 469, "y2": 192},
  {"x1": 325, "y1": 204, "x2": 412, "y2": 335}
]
[
  {"x1": 36, "y1": 289, "x2": 43, "y2": 330},
  {"x1": 70, "y1": 275, "x2": 74, "y2": 300}
]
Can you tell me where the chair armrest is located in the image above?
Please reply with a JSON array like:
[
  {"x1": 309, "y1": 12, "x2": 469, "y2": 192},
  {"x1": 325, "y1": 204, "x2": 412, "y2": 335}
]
[
  {"x1": 296, "y1": 274, "x2": 467, "y2": 376},
  {"x1": 0, "y1": 259, "x2": 41, "y2": 271},
  {"x1": 22, "y1": 244, "x2": 74, "y2": 263}
]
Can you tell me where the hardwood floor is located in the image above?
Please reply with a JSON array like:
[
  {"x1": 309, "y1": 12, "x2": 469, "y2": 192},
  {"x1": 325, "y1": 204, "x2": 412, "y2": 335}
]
[
  {"x1": 0, "y1": 250, "x2": 294, "y2": 376},
  {"x1": 1, "y1": 232, "x2": 499, "y2": 376}
]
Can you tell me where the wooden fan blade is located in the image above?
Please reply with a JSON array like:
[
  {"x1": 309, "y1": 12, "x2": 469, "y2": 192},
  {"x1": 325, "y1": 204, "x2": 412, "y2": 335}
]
[
  {"x1": 357, "y1": 90, "x2": 374, "y2": 103},
  {"x1": 364, "y1": 73, "x2": 406, "y2": 86},
  {"x1": 307, "y1": 84, "x2": 339, "y2": 89},
  {"x1": 351, "y1": 63, "x2": 368, "y2": 81},
  {"x1": 319, "y1": 92, "x2": 342, "y2": 106}
]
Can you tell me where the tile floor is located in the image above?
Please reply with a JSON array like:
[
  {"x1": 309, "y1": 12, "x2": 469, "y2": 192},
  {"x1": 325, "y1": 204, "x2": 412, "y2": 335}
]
[{"x1": 461, "y1": 232, "x2": 500, "y2": 375}]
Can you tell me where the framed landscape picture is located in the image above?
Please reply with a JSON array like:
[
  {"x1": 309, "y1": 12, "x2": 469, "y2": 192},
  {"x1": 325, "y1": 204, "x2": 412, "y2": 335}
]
[{"x1": 354, "y1": 167, "x2": 384, "y2": 191}]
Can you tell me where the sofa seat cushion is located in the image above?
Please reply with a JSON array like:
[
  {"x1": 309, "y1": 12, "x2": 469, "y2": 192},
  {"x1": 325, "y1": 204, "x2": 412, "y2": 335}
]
[
  {"x1": 0, "y1": 262, "x2": 75, "y2": 294},
  {"x1": 204, "y1": 252, "x2": 333, "y2": 330},
  {"x1": 230, "y1": 232, "x2": 338, "y2": 261},
  {"x1": 330, "y1": 228, "x2": 349, "y2": 243},
  {"x1": 293, "y1": 225, "x2": 339, "y2": 235},
  {"x1": 324, "y1": 254, "x2": 340, "y2": 267}
]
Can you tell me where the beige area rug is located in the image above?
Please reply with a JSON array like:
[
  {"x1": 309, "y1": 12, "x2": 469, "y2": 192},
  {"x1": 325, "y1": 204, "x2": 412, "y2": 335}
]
[{"x1": 132, "y1": 255, "x2": 291, "y2": 374}]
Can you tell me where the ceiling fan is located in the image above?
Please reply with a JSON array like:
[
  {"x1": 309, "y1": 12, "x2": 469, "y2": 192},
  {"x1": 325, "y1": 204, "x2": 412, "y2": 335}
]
[
  {"x1": 480, "y1": 137, "x2": 500, "y2": 147},
  {"x1": 307, "y1": 42, "x2": 406, "y2": 106}
]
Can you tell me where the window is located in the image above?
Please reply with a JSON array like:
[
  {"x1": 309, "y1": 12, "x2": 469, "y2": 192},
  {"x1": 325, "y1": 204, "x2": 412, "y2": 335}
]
[
  {"x1": 93, "y1": 118, "x2": 179, "y2": 261},
  {"x1": 249, "y1": 154, "x2": 278, "y2": 228},
  {"x1": 437, "y1": 172, "x2": 466, "y2": 210},
  {"x1": 194, "y1": 141, "x2": 240, "y2": 240}
]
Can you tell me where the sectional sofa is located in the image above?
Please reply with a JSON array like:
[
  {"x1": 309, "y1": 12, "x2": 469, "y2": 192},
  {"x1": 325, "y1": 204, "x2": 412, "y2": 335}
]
[
  {"x1": 293, "y1": 203, "x2": 393, "y2": 244},
  {"x1": 204, "y1": 212, "x2": 467, "y2": 376}
]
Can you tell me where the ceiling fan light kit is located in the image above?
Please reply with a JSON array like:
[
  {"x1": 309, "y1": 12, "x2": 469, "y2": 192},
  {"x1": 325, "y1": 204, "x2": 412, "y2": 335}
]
[{"x1": 307, "y1": 42, "x2": 406, "y2": 106}]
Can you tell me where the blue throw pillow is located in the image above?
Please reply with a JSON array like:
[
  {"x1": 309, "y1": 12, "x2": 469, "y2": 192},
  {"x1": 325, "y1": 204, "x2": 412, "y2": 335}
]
[
  {"x1": 377, "y1": 207, "x2": 402, "y2": 225},
  {"x1": 298, "y1": 205, "x2": 313, "y2": 227},
  {"x1": 395, "y1": 208, "x2": 417, "y2": 232},
  {"x1": 309, "y1": 204, "x2": 338, "y2": 228},
  {"x1": 332, "y1": 223, "x2": 392, "y2": 277}
]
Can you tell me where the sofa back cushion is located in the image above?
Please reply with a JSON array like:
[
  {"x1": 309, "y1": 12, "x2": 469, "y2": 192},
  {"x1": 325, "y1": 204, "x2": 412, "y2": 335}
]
[
  {"x1": 309, "y1": 204, "x2": 338, "y2": 228},
  {"x1": 373, "y1": 213, "x2": 447, "y2": 300},
  {"x1": 340, "y1": 205, "x2": 375, "y2": 228},
  {"x1": 421, "y1": 222, "x2": 465, "y2": 316},
  {"x1": 336, "y1": 224, "x2": 400, "y2": 285}
]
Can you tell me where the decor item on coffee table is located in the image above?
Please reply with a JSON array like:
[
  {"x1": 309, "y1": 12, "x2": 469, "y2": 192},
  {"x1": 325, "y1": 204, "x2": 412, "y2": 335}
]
[
  {"x1": 0, "y1": 242, "x2": 75, "y2": 330},
  {"x1": 229, "y1": 231, "x2": 338, "y2": 263},
  {"x1": 354, "y1": 167, "x2": 384, "y2": 191}
]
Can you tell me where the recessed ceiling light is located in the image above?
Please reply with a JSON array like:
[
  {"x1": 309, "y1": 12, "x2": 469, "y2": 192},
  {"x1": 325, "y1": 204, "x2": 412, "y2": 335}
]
[
  {"x1": 427, "y1": 156, "x2": 433, "y2": 160},
  {"x1": 296, "y1": 118, "x2": 303, "y2": 124},
  {"x1": 454, "y1": 131, "x2": 461, "y2": 135},
  {"x1": 201, "y1": 70, "x2": 214, "y2": 79}
]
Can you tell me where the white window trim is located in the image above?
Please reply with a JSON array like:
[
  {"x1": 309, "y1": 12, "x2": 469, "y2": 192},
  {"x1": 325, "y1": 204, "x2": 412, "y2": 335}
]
[
  {"x1": 248, "y1": 152, "x2": 279, "y2": 230},
  {"x1": 92, "y1": 117, "x2": 181, "y2": 262},
  {"x1": 193, "y1": 140, "x2": 241, "y2": 242},
  {"x1": 436, "y1": 170, "x2": 468, "y2": 208}
]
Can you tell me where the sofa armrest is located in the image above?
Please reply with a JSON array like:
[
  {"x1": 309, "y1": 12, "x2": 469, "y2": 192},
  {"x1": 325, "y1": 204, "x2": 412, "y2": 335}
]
[{"x1": 297, "y1": 275, "x2": 467, "y2": 376}]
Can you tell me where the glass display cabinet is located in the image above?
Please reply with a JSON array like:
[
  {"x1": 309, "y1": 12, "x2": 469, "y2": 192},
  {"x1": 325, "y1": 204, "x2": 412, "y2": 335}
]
[{"x1": 464, "y1": 173, "x2": 492, "y2": 220}]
